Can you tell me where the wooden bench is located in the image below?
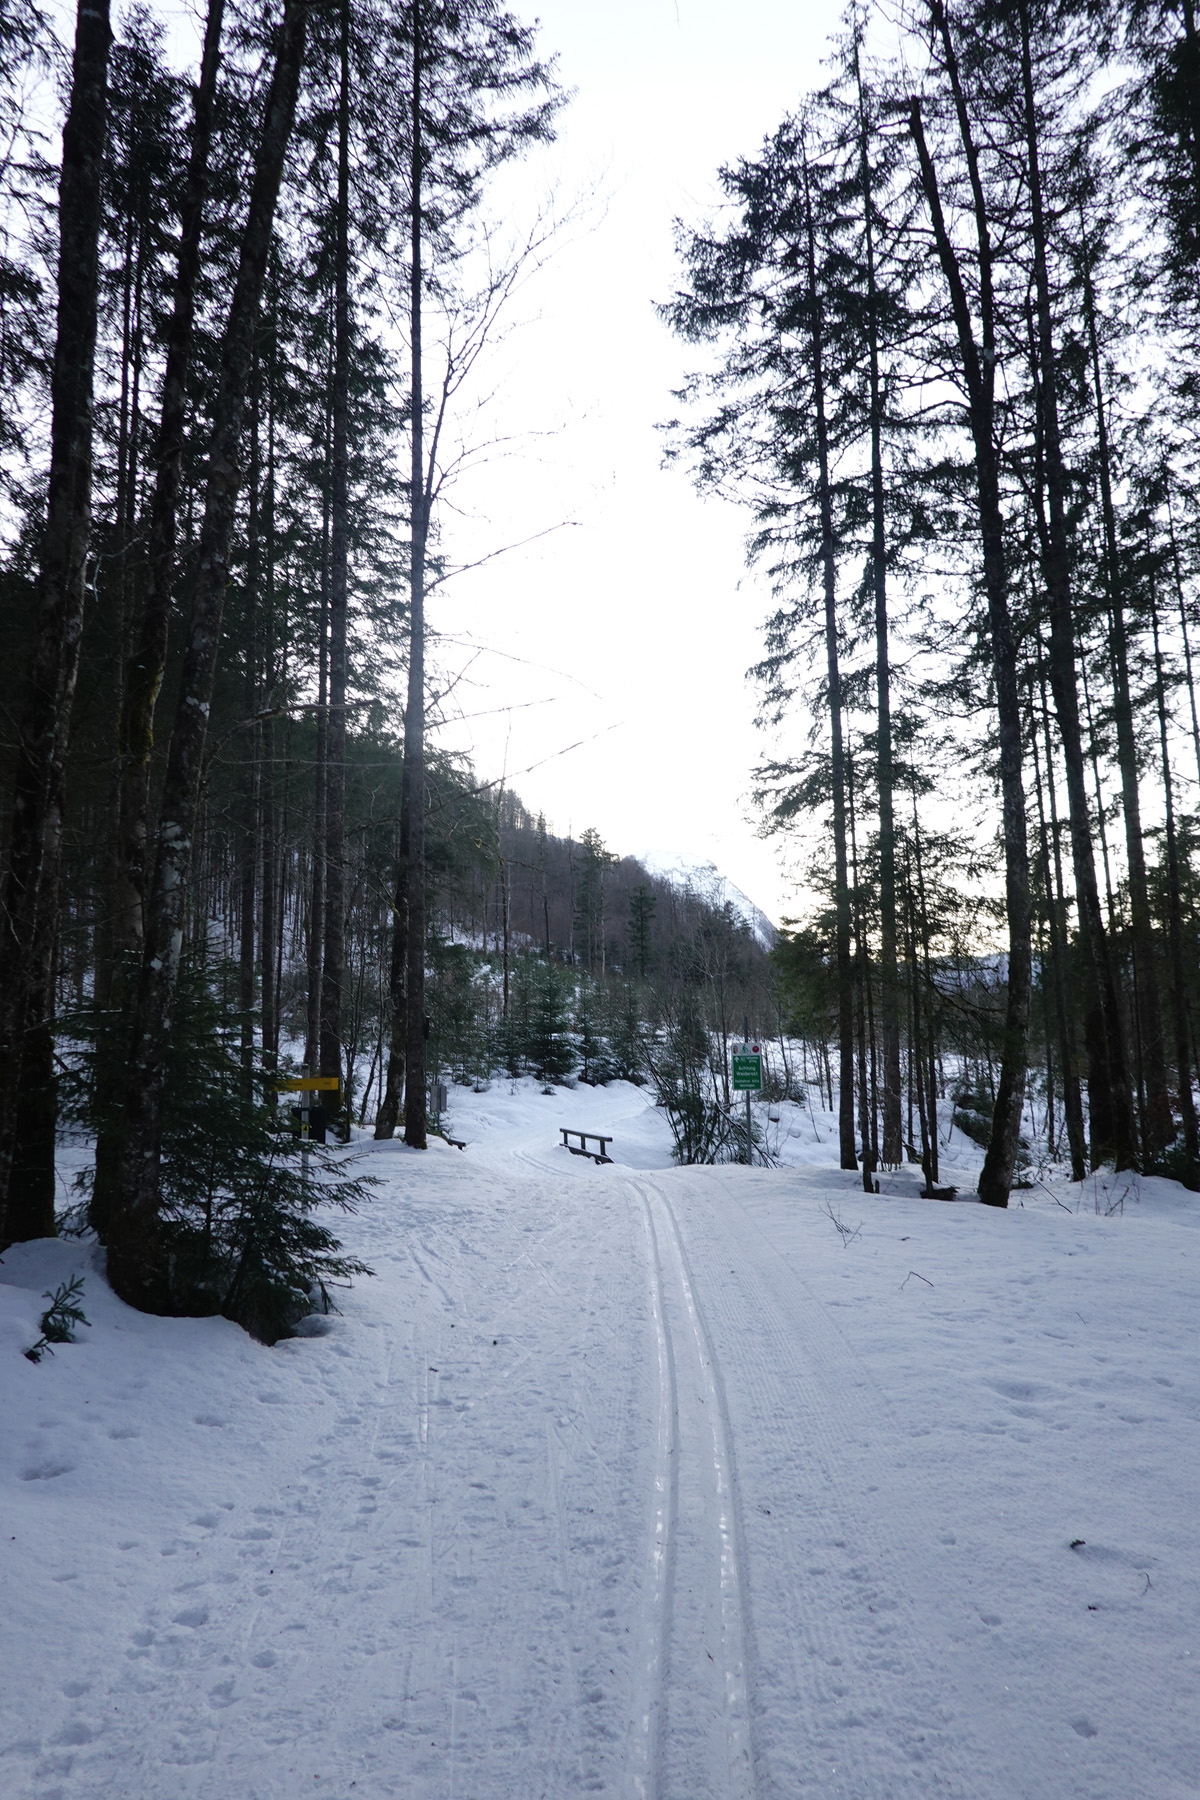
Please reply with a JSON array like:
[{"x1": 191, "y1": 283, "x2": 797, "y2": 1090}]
[{"x1": 560, "y1": 1128, "x2": 612, "y2": 1165}]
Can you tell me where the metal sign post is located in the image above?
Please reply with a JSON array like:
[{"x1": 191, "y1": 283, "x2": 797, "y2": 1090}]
[
  {"x1": 277, "y1": 1073, "x2": 342, "y2": 1193},
  {"x1": 731, "y1": 1042, "x2": 763, "y2": 1164}
]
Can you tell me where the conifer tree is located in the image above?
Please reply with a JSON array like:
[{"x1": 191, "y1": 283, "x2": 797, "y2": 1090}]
[
  {"x1": 108, "y1": 0, "x2": 310, "y2": 1310},
  {"x1": 0, "y1": 0, "x2": 113, "y2": 1244},
  {"x1": 905, "y1": 0, "x2": 1032, "y2": 1205}
]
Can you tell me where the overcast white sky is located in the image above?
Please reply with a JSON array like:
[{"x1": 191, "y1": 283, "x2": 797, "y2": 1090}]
[{"x1": 428, "y1": 0, "x2": 846, "y2": 923}]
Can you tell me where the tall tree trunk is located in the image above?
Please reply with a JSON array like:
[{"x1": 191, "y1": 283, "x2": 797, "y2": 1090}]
[
  {"x1": 320, "y1": 0, "x2": 351, "y2": 1132},
  {"x1": 910, "y1": 796, "x2": 940, "y2": 1186},
  {"x1": 1149, "y1": 580, "x2": 1200, "y2": 1188},
  {"x1": 1166, "y1": 484, "x2": 1200, "y2": 798},
  {"x1": 403, "y1": 0, "x2": 429, "y2": 1150},
  {"x1": 1017, "y1": 0, "x2": 1135, "y2": 1169},
  {"x1": 305, "y1": 421, "x2": 330, "y2": 1070},
  {"x1": 108, "y1": 0, "x2": 310, "y2": 1311},
  {"x1": 109, "y1": 0, "x2": 225, "y2": 966},
  {"x1": 801, "y1": 138, "x2": 857, "y2": 1171},
  {"x1": 0, "y1": 0, "x2": 112, "y2": 1243},
  {"x1": 1079, "y1": 658, "x2": 1118, "y2": 930},
  {"x1": 1177, "y1": 0, "x2": 1200, "y2": 212},
  {"x1": 854, "y1": 49, "x2": 902, "y2": 1169},
  {"x1": 1031, "y1": 679, "x2": 1087, "y2": 1178},
  {"x1": 847, "y1": 751, "x2": 875, "y2": 1192},
  {"x1": 91, "y1": 0, "x2": 225, "y2": 1238},
  {"x1": 259, "y1": 308, "x2": 280, "y2": 1078},
  {"x1": 96, "y1": 192, "x2": 143, "y2": 1011},
  {"x1": 239, "y1": 357, "x2": 262, "y2": 1087},
  {"x1": 908, "y1": 23, "x2": 1030, "y2": 1207},
  {"x1": 374, "y1": 825, "x2": 408, "y2": 1138},
  {"x1": 905, "y1": 850, "x2": 931, "y2": 1182},
  {"x1": 6, "y1": 823, "x2": 62, "y2": 1243}
]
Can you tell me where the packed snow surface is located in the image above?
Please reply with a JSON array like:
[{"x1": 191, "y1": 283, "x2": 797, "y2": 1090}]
[{"x1": 3, "y1": 1079, "x2": 1199, "y2": 1799}]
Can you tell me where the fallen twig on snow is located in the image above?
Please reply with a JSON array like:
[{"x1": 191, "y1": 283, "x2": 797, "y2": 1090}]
[{"x1": 820, "y1": 1200, "x2": 862, "y2": 1247}]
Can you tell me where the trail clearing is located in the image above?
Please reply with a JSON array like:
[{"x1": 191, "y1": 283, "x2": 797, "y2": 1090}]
[{"x1": 3, "y1": 1080, "x2": 1198, "y2": 1798}]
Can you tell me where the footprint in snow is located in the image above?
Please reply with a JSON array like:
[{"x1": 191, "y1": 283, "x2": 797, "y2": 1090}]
[
  {"x1": 54, "y1": 1720, "x2": 96, "y2": 1746},
  {"x1": 1071, "y1": 1717, "x2": 1099, "y2": 1738},
  {"x1": 173, "y1": 1606, "x2": 209, "y2": 1629}
]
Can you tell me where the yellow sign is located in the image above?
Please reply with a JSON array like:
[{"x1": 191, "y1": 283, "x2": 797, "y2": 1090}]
[{"x1": 278, "y1": 1076, "x2": 341, "y2": 1093}]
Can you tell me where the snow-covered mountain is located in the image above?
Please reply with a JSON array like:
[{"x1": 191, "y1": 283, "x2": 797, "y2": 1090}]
[{"x1": 636, "y1": 851, "x2": 777, "y2": 951}]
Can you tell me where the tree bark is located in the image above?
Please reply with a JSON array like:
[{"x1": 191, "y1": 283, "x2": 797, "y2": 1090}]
[
  {"x1": 847, "y1": 751, "x2": 875, "y2": 1191},
  {"x1": 1149, "y1": 581, "x2": 1200, "y2": 1188},
  {"x1": 305, "y1": 400, "x2": 331, "y2": 1070},
  {"x1": 911, "y1": 797, "x2": 940, "y2": 1186},
  {"x1": 854, "y1": 50, "x2": 902, "y2": 1170},
  {"x1": 374, "y1": 827, "x2": 408, "y2": 1137},
  {"x1": 801, "y1": 138, "x2": 857, "y2": 1171},
  {"x1": 109, "y1": 0, "x2": 226, "y2": 968},
  {"x1": 108, "y1": 0, "x2": 310, "y2": 1311},
  {"x1": 1016, "y1": 0, "x2": 1135, "y2": 1169},
  {"x1": 320, "y1": 0, "x2": 351, "y2": 1133},
  {"x1": 403, "y1": 0, "x2": 429, "y2": 1151},
  {"x1": 6, "y1": 822, "x2": 62, "y2": 1243},
  {"x1": 259, "y1": 310, "x2": 280, "y2": 1077},
  {"x1": 0, "y1": 0, "x2": 113, "y2": 1243},
  {"x1": 1031, "y1": 679, "x2": 1087, "y2": 1178},
  {"x1": 239, "y1": 356, "x2": 262, "y2": 1087},
  {"x1": 91, "y1": 0, "x2": 226, "y2": 1239},
  {"x1": 1166, "y1": 484, "x2": 1200, "y2": 804},
  {"x1": 908, "y1": 29, "x2": 1030, "y2": 1207}
]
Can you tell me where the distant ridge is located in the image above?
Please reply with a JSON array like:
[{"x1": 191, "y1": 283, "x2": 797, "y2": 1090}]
[{"x1": 636, "y1": 851, "x2": 777, "y2": 952}]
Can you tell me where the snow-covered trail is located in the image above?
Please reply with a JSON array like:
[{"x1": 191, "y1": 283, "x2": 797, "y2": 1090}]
[
  {"x1": 630, "y1": 1177, "x2": 754, "y2": 1800},
  {"x1": 3, "y1": 1084, "x2": 1199, "y2": 1799}
]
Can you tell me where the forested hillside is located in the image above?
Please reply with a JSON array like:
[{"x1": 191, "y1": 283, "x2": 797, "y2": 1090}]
[{"x1": 1, "y1": 0, "x2": 1199, "y2": 1342}]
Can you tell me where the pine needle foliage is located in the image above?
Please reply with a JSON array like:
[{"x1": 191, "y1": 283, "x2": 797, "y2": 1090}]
[
  {"x1": 75, "y1": 953, "x2": 374, "y2": 1344},
  {"x1": 23, "y1": 1274, "x2": 90, "y2": 1362}
]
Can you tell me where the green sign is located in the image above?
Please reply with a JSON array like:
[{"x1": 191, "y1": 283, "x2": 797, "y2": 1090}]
[{"x1": 731, "y1": 1049, "x2": 762, "y2": 1092}]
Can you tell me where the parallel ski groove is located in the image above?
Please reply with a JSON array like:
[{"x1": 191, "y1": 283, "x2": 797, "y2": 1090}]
[
  {"x1": 631, "y1": 1178, "x2": 759, "y2": 1800},
  {"x1": 671, "y1": 1170, "x2": 978, "y2": 1799},
  {"x1": 625, "y1": 1186, "x2": 677, "y2": 1800}
]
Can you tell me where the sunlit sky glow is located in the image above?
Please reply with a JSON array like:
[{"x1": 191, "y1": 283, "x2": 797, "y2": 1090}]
[{"x1": 427, "y1": 0, "x2": 848, "y2": 923}]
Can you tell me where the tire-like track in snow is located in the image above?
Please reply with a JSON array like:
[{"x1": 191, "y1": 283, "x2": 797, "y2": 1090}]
[{"x1": 628, "y1": 1178, "x2": 757, "y2": 1800}]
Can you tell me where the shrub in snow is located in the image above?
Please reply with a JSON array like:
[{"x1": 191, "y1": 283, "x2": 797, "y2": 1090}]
[
  {"x1": 70, "y1": 954, "x2": 374, "y2": 1344},
  {"x1": 23, "y1": 1274, "x2": 90, "y2": 1362},
  {"x1": 645, "y1": 992, "x2": 759, "y2": 1165}
]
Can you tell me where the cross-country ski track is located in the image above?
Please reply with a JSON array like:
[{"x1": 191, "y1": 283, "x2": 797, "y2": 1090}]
[{"x1": 3, "y1": 1076, "x2": 1199, "y2": 1800}]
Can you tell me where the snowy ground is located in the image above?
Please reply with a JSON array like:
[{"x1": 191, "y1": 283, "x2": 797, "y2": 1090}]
[{"x1": 3, "y1": 1078, "x2": 1199, "y2": 1799}]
